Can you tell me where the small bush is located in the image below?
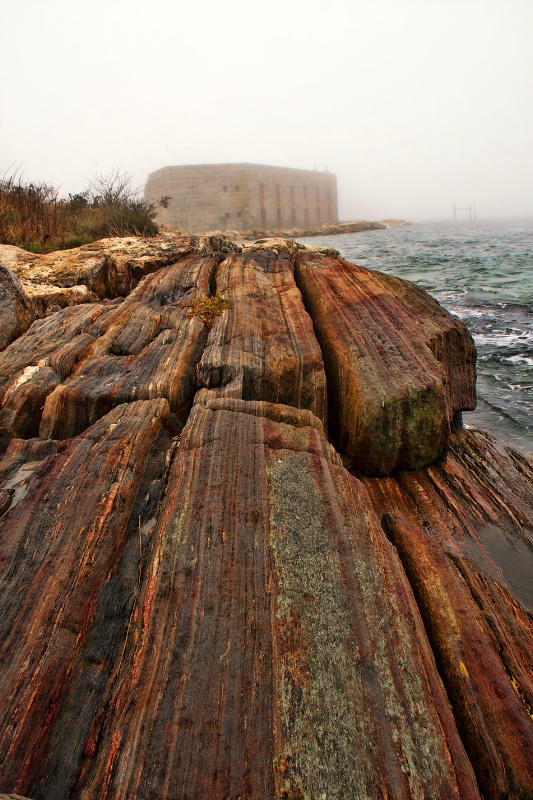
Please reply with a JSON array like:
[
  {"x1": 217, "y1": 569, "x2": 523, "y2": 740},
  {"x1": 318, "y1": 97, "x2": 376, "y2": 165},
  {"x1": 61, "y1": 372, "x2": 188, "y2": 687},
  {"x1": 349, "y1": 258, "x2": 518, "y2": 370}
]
[{"x1": 0, "y1": 168, "x2": 170, "y2": 253}]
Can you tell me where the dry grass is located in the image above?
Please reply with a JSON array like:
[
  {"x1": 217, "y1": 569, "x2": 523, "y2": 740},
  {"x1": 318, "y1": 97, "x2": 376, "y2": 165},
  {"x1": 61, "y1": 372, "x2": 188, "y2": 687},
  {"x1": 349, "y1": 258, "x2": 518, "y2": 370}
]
[
  {"x1": 0, "y1": 168, "x2": 167, "y2": 253},
  {"x1": 176, "y1": 292, "x2": 231, "y2": 327}
]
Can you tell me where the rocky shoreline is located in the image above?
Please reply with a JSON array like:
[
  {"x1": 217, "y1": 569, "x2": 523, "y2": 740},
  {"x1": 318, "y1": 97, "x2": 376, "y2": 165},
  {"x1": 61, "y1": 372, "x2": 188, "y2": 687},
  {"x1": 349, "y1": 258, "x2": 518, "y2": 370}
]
[
  {"x1": 198, "y1": 217, "x2": 410, "y2": 241},
  {"x1": 0, "y1": 233, "x2": 531, "y2": 799}
]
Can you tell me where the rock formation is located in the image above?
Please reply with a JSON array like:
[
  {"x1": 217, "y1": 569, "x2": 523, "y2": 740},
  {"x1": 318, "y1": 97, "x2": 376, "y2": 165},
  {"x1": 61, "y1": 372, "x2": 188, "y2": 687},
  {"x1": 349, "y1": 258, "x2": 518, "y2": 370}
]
[
  {"x1": 0, "y1": 234, "x2": 531, "y2": 800},
  {"x1": 238, "y1": 220, "x2": 389, "y2": 241}
]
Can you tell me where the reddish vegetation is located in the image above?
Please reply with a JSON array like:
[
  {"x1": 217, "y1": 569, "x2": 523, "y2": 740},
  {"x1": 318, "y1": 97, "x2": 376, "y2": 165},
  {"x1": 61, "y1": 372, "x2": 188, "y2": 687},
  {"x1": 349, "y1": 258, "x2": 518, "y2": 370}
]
[{"x1": 0, "y1": 234, "x2": 531, "y2": 799}]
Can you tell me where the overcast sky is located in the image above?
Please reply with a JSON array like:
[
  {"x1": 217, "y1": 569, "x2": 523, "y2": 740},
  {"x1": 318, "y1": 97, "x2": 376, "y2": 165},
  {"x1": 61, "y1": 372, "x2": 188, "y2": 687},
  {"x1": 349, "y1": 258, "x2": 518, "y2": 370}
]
[{"x1": 1, "y1": 0, "x2": 531, "y2": 221}]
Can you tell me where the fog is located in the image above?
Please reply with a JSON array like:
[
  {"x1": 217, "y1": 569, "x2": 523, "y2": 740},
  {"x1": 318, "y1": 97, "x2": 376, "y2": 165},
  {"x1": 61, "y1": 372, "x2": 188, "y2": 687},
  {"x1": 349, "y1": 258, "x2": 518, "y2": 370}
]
[{"x1": 2, "y1": 0, "x2": 531, "y2": 222}]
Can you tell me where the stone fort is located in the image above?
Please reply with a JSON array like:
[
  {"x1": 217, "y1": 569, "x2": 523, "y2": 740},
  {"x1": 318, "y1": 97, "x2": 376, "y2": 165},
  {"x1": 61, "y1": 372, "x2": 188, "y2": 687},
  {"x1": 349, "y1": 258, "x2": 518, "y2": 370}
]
[{"x1": 144, "y1": 163, "x2": 338, "y2": 233}]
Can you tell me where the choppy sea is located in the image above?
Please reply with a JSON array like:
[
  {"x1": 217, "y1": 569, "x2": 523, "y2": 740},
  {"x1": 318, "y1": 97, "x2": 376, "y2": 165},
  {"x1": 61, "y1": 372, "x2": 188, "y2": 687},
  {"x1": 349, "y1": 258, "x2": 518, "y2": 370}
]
[{"x1": 298, "y1": 219, "x2": 533, "y2": 459}]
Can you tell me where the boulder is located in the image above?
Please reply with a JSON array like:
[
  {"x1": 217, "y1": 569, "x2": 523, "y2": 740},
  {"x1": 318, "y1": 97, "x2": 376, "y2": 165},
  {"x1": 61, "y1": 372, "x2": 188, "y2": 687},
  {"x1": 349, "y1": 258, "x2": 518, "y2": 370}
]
[{"x1": 294, "y1": 251, "x2": 476, "y2": 475}]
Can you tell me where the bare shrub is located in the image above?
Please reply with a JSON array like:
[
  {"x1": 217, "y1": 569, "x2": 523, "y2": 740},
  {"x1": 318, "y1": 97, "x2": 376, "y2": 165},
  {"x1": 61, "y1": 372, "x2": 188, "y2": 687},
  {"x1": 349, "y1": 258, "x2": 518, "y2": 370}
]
[{"x1": 0, "y1": 167, "x2": 170, "y2": 253}]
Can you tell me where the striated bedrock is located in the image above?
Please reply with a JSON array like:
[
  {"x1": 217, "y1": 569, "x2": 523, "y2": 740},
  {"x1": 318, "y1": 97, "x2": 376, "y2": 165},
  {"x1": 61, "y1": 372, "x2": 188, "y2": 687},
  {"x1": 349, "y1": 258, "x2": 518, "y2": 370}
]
[
  {"x1": 0, "y1": 233, "x2": 531, "y2": 799},
  {"x1": 0, "y1": 236, "x2": 476, "y2": 474},
  {"x1": 295, "y1": 250, "x2": 476, "y2": 475},
  {"x1": 363, "y1": 430, "x2": 533, "y2": 800},
  {"x1": 0, "y1": 266, "x2": 36, "y2": 351},
  {"x1": 0, "y1": 234, "x2": 234, "y2": 315},
  {"x1": 196, "y1": 239, "x2": 328, "y2": 424},
  {"x1": 0, "y1": 396, "x2": 479, "y2": 800}
]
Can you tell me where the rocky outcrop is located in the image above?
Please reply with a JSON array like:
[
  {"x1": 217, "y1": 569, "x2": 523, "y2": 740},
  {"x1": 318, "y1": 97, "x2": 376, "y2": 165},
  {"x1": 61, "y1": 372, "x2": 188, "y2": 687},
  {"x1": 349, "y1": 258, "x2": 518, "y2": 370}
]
[
  {"x1": 0, "y1": 234, "x2": 234, "y2": 315},
  {"x1": 0, "y1": 395, "x2": 479, "y2": 800},
  {"x1": 37, "y1": 252, "x2": 224, "y2": 439},
  {"x1": 0, "y1": 234, "x2": 530, "y2": 800},
  {"x1": 0, "y1": 266, "x2": 35, "y2": 351},
  {"x1": 0, "y1": 238, "x2": 238, "y2": 440},
  {"x1": 196, "y1": 240, "x2": 327, "y2": 423},
  {"x1": 295, "y1": 251, "x2": 476, "y2": 475},
  {"x1": 363, "y1": 430, "x2": 533, "y2": 800},
  {"x1": 238, "y1": 220, "x2": 388, "y2": 240}
]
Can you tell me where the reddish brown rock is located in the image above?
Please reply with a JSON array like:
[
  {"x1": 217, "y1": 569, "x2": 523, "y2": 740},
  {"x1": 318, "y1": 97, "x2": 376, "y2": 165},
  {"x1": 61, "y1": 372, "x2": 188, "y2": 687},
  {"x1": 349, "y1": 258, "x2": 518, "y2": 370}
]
[
  {"x1": 0, "y1": 235, "x2": 531, "y2": 799},
  {"x1": 0, "y1": 303, "x2": 105, "y2": 390},
  {"x1": 0, "y1": 397, "x2": 479, "y2": 799},
  {"x1": 38, "y1": 253, "x2": 223, "y2": 439},
  {"x1": 0, "y1": 365, "x2": 59, "y2": 437},
  {"x1": 294, "y1": 251, "x2": 476, "y2": 475},
  {"x1": 375, "y1": 269, "x2": 478, "y2": 416},
  {"x1": 0, "y1": 304, "x2": 108, "y2": 435},
  {"x1": 0, "y1": 399, "x2": 171, "y2": 797},
  {"x1": 0, "y1": 247, "x2": 236, "y2": 440},
  {"x1": 197, "y1": 241, "x2": 328, "y2": 424},
  {"x1": 363, "y1": 429, "x2": 533, "y2": 799},
  {"x1": 0, "y1": 234, "x2": 236, "y2": 318}
]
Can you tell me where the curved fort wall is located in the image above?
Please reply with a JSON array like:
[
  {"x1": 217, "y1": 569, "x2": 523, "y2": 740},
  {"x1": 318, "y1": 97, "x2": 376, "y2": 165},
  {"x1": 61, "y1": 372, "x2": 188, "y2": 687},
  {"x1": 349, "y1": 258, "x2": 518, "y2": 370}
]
[{"x1": 144, "y1": 163, "x2": 338, "y2": 233}]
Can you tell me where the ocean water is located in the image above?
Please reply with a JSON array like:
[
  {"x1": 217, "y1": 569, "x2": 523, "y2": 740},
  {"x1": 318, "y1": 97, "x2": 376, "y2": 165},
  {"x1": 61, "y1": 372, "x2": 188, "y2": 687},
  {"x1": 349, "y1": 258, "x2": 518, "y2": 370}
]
[{"x1": 298, "y1": 219, "x2": 533, "y2": 459}]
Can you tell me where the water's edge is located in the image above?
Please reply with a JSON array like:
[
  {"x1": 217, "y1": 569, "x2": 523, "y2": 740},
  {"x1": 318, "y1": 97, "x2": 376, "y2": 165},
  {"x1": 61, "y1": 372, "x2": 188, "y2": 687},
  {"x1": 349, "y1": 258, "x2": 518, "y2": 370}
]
[{"x1": 298, "y1": 219, "x2": 533, "y2": 459}]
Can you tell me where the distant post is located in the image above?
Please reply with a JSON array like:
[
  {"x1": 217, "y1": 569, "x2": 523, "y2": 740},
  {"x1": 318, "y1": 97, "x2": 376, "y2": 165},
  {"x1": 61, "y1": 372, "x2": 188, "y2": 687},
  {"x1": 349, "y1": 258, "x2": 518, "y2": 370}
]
[{"x1": 454, "y1": 203, "x2": 472, "y2": 222}]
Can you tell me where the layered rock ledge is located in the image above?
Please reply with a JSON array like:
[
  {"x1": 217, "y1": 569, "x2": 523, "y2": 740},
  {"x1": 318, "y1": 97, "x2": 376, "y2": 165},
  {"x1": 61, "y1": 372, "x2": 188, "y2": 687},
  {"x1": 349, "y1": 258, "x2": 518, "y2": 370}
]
[{"x1": 0, "y1": 235, "x2": 531, "y2": 800}]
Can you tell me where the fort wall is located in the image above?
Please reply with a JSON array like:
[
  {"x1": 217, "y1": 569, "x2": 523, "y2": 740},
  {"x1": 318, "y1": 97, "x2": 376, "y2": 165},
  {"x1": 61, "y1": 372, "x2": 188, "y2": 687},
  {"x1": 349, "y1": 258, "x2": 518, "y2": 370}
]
[{"x1": 144, "y1": 163, "x2": 338, "y2": 233}]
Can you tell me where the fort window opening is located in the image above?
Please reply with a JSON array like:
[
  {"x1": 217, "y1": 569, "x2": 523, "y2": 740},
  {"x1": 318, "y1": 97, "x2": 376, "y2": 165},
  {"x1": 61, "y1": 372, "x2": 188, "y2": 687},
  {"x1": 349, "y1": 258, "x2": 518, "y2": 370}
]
[
  {"x1": 261, "y1": 208, "x2": 267, "y2": 224},
  {"x1": 259, "y1": 183, "x2": 265, "y2": 203},
  {"x1": 223, "y1": 186, "x2": 228, "y2": 192},
  {"x1": 235, "y1": 185, "x2": 240, "y2": 191}
]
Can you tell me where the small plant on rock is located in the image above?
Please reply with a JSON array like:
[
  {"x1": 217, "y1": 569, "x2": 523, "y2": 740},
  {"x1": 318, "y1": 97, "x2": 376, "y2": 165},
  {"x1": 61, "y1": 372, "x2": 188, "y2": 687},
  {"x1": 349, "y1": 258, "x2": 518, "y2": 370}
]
[{"x1": 176, "y1": 292, "x2": 231, "y2": 328}]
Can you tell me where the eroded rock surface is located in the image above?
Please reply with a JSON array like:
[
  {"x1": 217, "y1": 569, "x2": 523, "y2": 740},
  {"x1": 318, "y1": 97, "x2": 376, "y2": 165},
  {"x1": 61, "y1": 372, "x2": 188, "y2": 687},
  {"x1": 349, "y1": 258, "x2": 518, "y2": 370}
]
[
  {"x1": 197, "y1": 240, "x2": 328, "y2": 423},
  {"x1": 0, "y1": 266, "x2": 35, "y2": 351},
  {"x1": 295, "y1": 250, "x2": 476, "y2": 475},
  {"x1": 0, "y1": 234, "x2": 235, "y2": 316},
  {"x1": 0, "y1": 397, "x2": 479, "y2": 800},
  {"x1": 38, "y1": 252, "x2": 223, "y2": 439},
  {"x1": 0, "y1": 234, "x2": 531, "y2": 800},
  {"x1": 364, "y1": 430, "x2": 533, "y2": 800}
]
